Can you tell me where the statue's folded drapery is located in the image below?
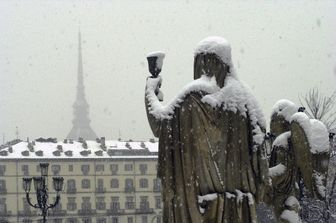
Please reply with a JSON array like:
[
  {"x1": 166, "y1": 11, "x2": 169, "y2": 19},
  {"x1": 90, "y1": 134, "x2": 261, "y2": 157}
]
[
  {"x1": 153, "y1": 92, "x2": 267, "y2": 222},
  {"x1": 145, "y1": 37, "x2": 268, "y2": 223}
]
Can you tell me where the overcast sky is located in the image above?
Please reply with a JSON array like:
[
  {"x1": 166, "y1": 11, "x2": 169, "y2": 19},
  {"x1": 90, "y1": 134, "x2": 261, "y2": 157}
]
[{"x1": 0, "y1": 0, "x2": 335, "y2": 142}]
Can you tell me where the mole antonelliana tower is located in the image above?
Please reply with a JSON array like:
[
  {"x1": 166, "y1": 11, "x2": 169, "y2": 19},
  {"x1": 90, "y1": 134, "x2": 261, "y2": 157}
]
[{"x1": 67, "y1": 31, "x2": 98, "y2": 140}]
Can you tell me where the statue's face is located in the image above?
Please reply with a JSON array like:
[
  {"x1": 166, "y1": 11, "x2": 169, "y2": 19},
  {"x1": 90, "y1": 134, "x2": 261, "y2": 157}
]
[{"x1": 194, "y1": 53, "x2": 228, "y2": 88}]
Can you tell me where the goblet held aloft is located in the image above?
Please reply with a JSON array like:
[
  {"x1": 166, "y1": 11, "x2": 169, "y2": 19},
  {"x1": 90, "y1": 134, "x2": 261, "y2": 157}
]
[{"x1": 147, "y1": 51, "x2": 165, "y2": 78}]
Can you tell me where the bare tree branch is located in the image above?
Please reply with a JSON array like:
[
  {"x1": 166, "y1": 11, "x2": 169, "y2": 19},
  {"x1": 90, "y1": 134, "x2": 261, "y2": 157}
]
[{"x1": 299, "y1": 88, "x2": 336, "y2": 131}]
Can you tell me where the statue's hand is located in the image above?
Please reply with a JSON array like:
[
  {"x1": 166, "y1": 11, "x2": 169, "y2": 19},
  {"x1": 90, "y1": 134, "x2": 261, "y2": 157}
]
[{"x1": 146, "y1": 75, "x2": 163, "y2": 101}]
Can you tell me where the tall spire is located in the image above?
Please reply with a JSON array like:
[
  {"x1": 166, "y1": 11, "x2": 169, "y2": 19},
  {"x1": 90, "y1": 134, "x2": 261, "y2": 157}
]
[{"x1": 67, "y1": 30, "x2": 98, "y2": 140}]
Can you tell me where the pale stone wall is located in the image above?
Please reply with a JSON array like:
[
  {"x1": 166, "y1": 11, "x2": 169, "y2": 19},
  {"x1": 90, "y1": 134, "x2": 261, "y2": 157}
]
[{"x1": 0, "y1": 158, "x2": 162, "y2": 223}]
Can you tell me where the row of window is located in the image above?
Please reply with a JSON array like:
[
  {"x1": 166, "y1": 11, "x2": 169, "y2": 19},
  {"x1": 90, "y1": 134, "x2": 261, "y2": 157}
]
[
  {"x1": 62, "y1": 195, "x2": 162, "y2": 211},
  {"x1": 16, "y1": 163, "x2": 152, "y2": 176},
  {"x1": 21, "y1": 215, "x2": 162, "y2": 223},
  {"x1": 66, "y1": 178, "x2": 161, "y2": 191},
  {"x1": 0, "y1": 177, "x2": 161, "y2": 194},
  {"x1": 20, "y1": 196, "x2": 162, "y2": 212}
]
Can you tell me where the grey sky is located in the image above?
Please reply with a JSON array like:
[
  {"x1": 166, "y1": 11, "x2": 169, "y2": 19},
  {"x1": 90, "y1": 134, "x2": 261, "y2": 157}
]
[{"x1": 0, "y1": 0, "x2": 335, "y2": 141}]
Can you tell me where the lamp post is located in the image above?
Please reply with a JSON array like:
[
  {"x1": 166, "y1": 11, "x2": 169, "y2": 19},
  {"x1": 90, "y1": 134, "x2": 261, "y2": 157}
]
[{"x1": 22, "y1": 163, "x2": 64, "y2": 223}]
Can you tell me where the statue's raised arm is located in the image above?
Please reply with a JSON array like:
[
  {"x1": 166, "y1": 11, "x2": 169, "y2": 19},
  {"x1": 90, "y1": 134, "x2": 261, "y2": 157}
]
[{"x1": 145, "y1": 52, "x2": 165, "y2": 137}]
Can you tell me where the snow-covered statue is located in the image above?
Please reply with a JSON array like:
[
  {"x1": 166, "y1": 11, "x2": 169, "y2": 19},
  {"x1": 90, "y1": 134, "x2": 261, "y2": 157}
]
[
  {"x1": 268, "y1": 99, "x2": 330, "y2": 223},
  {"x1": 145, "y1": 37, "x2": 269, "y2": 223}
]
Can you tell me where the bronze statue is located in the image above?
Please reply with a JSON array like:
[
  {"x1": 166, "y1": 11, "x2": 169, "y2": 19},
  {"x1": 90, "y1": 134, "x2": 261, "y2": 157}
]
[
  {"x1": 145, "y1": 37, "x2": 269, "y2": 222},
  {"x1": 268, "y1": 99, "x2": 330, "y2": 223}
]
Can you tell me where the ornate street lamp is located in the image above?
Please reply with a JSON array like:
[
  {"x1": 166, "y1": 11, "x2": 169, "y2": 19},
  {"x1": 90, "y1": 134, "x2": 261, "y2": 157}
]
[{"x1": 22, "y1": 163, "x2": 64, "y2": 223}]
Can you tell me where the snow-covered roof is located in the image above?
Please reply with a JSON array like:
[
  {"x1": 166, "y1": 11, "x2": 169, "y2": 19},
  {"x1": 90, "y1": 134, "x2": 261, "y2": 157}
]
[{"x1": 0, "y1": 139, "x2": 158, "y2": 160}]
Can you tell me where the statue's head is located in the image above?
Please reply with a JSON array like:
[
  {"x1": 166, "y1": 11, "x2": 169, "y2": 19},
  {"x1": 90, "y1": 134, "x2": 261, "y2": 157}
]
[
  {"x1": 270, "y1": 99, "x2": 298, "y2": 136},
  {"x1": 194, "y1": 37, "x2": 232, "y2": 88}
]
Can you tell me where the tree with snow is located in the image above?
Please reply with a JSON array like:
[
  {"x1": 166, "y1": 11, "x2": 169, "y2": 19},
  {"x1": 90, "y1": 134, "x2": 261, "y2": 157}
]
[{"x1": 145, "y1": 37, "x2": 268, "y2": 223}]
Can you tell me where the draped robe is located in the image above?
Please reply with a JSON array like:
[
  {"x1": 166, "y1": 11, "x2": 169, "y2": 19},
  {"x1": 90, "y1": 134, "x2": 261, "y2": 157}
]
[{"x1": 146, "y1": 90, "x2": 268, "y2": 223}]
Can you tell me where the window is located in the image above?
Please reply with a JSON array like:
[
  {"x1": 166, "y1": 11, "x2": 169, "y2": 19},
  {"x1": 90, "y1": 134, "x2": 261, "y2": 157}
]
[
  {"x1": 155, "y1": 196, "x2": 161, "y2": 209},
  {"x1": 81, "y1": 197, "x2": 91, "y2": 211},
  {"x1": 67, "y1": 179, "x2": 76, "y2": 193},
  {"x1": 22, "y1": 165, "x2": 29, "y2": 175},
  {"x1": 125, "y1": 178, "x2": 134, "y2": 192},
  {"x1": 112, "y1": 217, "x2": 119, "y2": 223},
  {"x1": 36, "y1": 165, "x2": 41, "y2": 172},
  {"x1": 81, "y1": 218, "x2": 91, "y2": 223},
  {"x1": 110, "y1": 197, "x2": 120, "y2": 210},
  {"x1": 139, "y1": 164, "x2": 147, "y2": 175},
  {"x1": 96, "y1": 179, "x2": 105, "y2": 192},
  {"x1": 95, "y1": 164, "x2": 104, "y2": 172},
  {"x1": 97, "y1": 219, "x2": 106, "y2": 223},
  {"x1": 127, "y1": 217, "x2": 133, "y2": 223},
  {"x1": 139, "y1": 178, "x2": 148, "y2": 188},
  {"x1": 125, "y1": 196, "x2": 135, "y2": 209},
  {"x1": 96, "y1": 197, "x2": 106, "y2": 210},
  {"x1": 52, "y1": 198, "x2": 62, "y2": 212},
  {"x1": 81, "y1": 165, "x2": 90, "y2": 175},
  {"x1": 110, "y1": 164, "x2": 118, "y2": 175},
  {"x1": 0, "y1": 165, "x2": 6, "y2": 176},
  {"x1": 81, "y1": 179, "x2": 90, "y2": 189},
  {"x1": 0, "y1": 180, "x2": 6, "y2": 193},
  {"x1": 110, "y1": 179, "x2": 119, "y2": 188},
  {"x1": 97, "y1": 179, "x2": 104, "y2": 188},
  {"x1": 54, "y1": 219, "x2": 62, "y2": 223},
  {"x1": 69, "y1": 165, "x2": 73, "y2": 172},
  {"x1": 141, "y1": 216, "x2": 148, "y2": 223},
  {"x1": 156, "y1": 216, "x2": 162, "y2": 223},
  {"x1": 140, "y1": 196, "x2": 149, "y2": 210},
  {"x1": 51, "y1": 165, "x2": 61, "y2": 175},
  {"x1": 153, "y1": 178, "x2": 161, "y2": 192},
  {"x1": 0, "y1": 198, "x2": 6, "y2": 214},
  {"x1": 66, "y1": 219, "x2": 77, "y2": 223},
  {"x1": 22, "y1": 198, "x2": 31, "y2": 213},
  {"x1": 124, "y1": 163, "x2": 133, "y2": 171},
  {"x1": 67, "y1": 197, "x2": 76, "y2": 211}
]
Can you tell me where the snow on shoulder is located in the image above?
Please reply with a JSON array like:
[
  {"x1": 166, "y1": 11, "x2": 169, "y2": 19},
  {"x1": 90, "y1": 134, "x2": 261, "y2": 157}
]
[
  {"x1": 195, "y1": 36, "x2": 233, "y2": 67},
  {"x1": 291, "y1": 112, "x2": 329, "y2": 154},
  {"x1": 146, "y1": 75, "x2": 220, "y2": 120},
  {"x1": 271, "y1": 99, "x2": 298, "y2": 122},
  {"x1": 309, "y1": 119, "x2": 330, "y2": 153},
  {"x1": 202, "y1": 76, "x2": 266, "y2": 149}
]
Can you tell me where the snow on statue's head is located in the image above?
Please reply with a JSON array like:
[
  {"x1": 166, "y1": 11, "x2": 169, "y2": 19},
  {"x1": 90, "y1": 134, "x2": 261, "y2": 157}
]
[
  {"x1": 194, "y1": 36, "x2": 234, "y2": 88},
  {"x1": 270, "y1": 99, "x2": 299, "y2": 136}
]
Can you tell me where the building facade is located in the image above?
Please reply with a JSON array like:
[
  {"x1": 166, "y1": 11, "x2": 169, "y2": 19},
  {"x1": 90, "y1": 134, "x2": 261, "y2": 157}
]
[{"x1": 0, "y1": 138, "x2": 161, "y2": 223}]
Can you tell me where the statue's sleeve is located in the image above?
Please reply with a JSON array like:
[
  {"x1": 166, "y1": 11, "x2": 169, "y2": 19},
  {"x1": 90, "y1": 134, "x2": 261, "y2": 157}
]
[
  {"x1": 145, "y1": 77, "x2": 163, "y2": 137},
  {"x1": 251, "y1": 122, "x2": 270, "y2": 203}
]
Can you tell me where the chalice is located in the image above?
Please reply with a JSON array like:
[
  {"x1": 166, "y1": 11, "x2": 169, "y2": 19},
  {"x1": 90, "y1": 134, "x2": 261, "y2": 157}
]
[{"x1": 147, "y1": 51, "x2": 165, "y2": 78}]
